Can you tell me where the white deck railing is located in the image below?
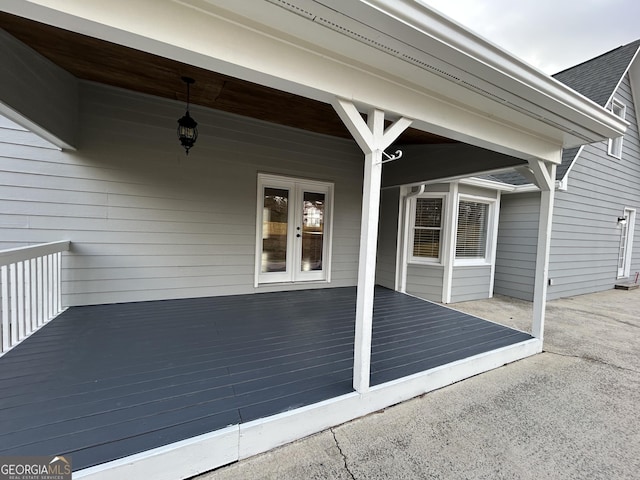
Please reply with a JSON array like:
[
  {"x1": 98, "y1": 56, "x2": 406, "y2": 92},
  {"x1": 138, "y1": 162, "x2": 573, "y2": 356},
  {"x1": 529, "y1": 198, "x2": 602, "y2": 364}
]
[{"x1": 0, "y1": 241, "x2": 71, "y2": 354}]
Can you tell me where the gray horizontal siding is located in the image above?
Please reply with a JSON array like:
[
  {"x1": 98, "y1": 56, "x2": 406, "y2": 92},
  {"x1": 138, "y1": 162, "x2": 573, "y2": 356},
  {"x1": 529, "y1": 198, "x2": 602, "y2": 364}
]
[
  {"x1": 406, "y1": 264, "x2": 443, "y2": 302},
  {"x1": 494, "y1": 74, "x2": 640, "y2": 302},
  {"x1": 375, "y1": 188, "x2": 400, "y2": 289},
  {"x1": 0, "y1": 82, "x2": 364, "y2": 306},
  {"x1": 546, "y1": 73, "x2": 640, "y2": 299},
  {"x1": 0, "y1": 29, "x2": 78, "y2": 147},
  {"x1": 450, "y1": 265, "x2": 491, "y2": 303},
  {"x1": 494, "y1": 192, "x2": 540, "y2": 301}
]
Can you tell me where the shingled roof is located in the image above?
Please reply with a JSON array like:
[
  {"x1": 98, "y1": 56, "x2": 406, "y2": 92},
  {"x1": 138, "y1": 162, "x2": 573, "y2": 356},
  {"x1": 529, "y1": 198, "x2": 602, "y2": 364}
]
[
  {"x1": 554, "y1": 39, "x2": 640, "y2": 107},
  {"x1": 485, "y1": 40, "x2": 640, "y2": 187}
]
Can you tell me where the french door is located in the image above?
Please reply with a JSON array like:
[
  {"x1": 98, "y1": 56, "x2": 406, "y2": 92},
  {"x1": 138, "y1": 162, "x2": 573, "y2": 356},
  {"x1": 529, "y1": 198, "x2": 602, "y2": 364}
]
[
  {"x1": 617, "y1": 208, "x2": 636, "y2": 278},
  {"x1": 256, "y1": 174, "x2": 333, "y2": 285}
]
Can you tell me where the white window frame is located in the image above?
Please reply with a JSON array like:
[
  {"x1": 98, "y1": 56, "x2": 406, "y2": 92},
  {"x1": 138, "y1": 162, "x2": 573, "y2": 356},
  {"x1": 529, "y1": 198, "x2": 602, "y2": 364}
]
[
  {"x1": 254, "y1": 173, "x2": 334, "y2": 286},
  {"x1": 453, "y1": 194, "x2": 497, "y2": 266},
  {"x1": 408, "y1": 194, "x2": 446, "y2": 265},
  {"x1": 608, "y1": 99, "x2": 626, "y2": 159}
]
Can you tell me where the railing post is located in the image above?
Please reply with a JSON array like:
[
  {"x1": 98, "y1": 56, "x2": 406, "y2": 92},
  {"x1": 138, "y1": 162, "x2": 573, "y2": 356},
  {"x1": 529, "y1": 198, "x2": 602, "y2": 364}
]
[
  {"x1": 30, "y1": 258, "x2": 37, "y2": 332},
  {"x1": 37, "y1": 256, "x2": 44, "y2": 328},
  {"x1": 9, "y1": 263, "x2": 18, "y2": 345},
  {"x1": 53, "y1": 253, "x2": 59, "y2": 314},
  {"x1": 17, "y1": 261, "x2": 25, "y2": 341},
  {"x1": 1, "y1": 265, "x2": 9, "y2": 351},
  {"x1": 24, "y1": 259, "x2": 32, "y2": 335},
  {"x1": 47, "y1": 254, "x2": 54, "y2": 319}
]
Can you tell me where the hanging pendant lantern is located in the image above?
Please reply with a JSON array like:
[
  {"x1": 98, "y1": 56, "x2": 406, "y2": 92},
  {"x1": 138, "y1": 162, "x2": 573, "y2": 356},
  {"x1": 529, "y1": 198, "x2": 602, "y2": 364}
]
[{"x1": 177, "y1": 76, "x2": 198, "y2": 155}]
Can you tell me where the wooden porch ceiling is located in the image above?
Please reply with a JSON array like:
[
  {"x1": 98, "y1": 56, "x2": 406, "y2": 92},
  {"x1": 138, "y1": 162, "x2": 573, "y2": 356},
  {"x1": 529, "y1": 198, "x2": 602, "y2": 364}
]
[{"x1": 0, "y1": 12, "x2": 456, "y2": 145}]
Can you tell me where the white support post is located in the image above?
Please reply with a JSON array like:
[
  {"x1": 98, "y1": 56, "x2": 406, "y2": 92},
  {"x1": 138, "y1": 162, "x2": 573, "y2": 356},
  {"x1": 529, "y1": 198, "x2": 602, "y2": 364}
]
[
  {"x1": 441, "y1": 182, "x2": 459, "y2": 304},
  {"x1": 332, "y1": 98, "x2": 412, "y2": 393},
  {"x1": 530, "y1": 159, "x2": 557, "y2": 341},
  {"x1": 354, "y1": 146, "x2": 383, "y2": 392}
]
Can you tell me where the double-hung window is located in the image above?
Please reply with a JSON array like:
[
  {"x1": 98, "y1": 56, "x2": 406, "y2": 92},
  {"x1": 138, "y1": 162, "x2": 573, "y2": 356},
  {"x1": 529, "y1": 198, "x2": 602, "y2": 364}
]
[
  {"x1": 455, "y1": 198, "x2": 493, "y2": 263},
  {"x1": 409, "y1": 196, "x2": 444, "y2": 263},
  {"x1": 608, "y1": 99, "x2": 626, "y2": 158}
]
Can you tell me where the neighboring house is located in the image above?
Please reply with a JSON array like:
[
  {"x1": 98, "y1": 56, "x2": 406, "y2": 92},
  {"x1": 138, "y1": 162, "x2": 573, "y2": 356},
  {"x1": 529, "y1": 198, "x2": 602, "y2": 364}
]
[
  {"x1": 383, "y1": 40, "x2": 640, "y2": 304},
  {"x1": 0, "y1": 1, "x2": 626, "y2": 479}
]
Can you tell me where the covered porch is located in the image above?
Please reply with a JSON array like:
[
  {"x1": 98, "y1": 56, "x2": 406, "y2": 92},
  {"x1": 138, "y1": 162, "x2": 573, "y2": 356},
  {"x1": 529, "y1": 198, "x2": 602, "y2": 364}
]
[
  {"x1": 0, "y1": 286, "x2": 534, "y2": 476},
  {"x1": 0, "y1": 1, "x2": 628, "y2": 479}
]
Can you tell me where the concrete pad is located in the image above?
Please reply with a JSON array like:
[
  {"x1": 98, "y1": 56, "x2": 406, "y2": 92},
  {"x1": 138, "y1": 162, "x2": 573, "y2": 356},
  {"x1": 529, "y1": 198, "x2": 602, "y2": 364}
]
[
  {"x1": 454, "y1": 288, "x2": 640, "y2": 372},
  {"x1": 198, "y1": 289, "x2": 640, "y2": 479},
  {"x1": 198, "y1": 430, "x2": 352, "y2": 480},
  {"x1": 334, "y1": 353, "x2": 640, "y2": 480}
]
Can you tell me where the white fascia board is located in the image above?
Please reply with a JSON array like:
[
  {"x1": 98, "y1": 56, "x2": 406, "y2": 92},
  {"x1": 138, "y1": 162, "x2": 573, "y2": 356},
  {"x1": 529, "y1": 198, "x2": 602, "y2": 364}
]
[
  {"x1": 357, "y1": 0, "x2": 628, "y2": 144},
  {"x1": 628, "y1": 53, "x2": 640, "y2": 144},
  {"x1": 3, "y1": 0, "x2": 620, "y2": 158},
  {"x1": 458, "y1": 177, "x2": 516, "y2": 192},
  {"x1": 390, "y1": 166, "x2": 524, "y2": 190},
  {"x1": 606, "y1": 46, "x2": 640, "y2": 110},
  {"x1": 213, "y1": 0, "x2": 622, "y2": 150},
  {"x1": 500, "y1": 181, "x2": 568, "y2": 194},
  {"x1": 558, "y1": 145, "x2": 584, "y2": 186}
]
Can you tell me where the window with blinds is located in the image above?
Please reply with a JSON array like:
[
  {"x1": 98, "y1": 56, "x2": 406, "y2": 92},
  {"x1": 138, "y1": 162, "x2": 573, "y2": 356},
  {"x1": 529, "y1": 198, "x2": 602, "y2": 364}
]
[
  {"x1": 456, "y1": 200, "x2": 488, "y2": 258},
  {"x1": 411, "y1": 197, "x2": 443, "y2": 260}
]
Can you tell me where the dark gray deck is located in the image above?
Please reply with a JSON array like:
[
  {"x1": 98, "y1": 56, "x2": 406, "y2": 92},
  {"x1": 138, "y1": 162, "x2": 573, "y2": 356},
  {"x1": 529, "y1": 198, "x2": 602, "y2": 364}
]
[{"x1": 0, "y1": 286, "x2": 532, "y2": 471}]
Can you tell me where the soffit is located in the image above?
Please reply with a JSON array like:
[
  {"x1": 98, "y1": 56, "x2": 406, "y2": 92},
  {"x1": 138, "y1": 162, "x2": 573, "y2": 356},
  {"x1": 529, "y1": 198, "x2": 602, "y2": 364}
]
[{"x1": 0, "y1": 12, "x2": 454, "y2": 145}]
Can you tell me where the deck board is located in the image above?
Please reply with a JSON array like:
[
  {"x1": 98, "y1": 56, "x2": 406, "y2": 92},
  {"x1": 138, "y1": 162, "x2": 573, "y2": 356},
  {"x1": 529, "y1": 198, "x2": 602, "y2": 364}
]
[{"x1": 0, "y1": 286, "x2": 532, "y2": 470}]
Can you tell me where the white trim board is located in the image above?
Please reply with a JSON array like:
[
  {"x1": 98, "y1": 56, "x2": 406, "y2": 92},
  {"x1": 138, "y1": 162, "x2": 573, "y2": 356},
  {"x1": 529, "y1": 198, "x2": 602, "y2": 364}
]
[{"x1": 73, "y1": 338, "x2": 540, "y2": 480}]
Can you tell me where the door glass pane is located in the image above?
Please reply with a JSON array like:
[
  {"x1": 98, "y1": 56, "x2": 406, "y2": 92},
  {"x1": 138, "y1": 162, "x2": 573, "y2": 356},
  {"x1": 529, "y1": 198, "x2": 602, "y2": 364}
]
[
  {"x1": 301, "y1": 192, "x2": 325, "y2": 272},
  {"x1": 619, "y1": 221, "x2": 629, "y2": 270},
  {"x1": 262, "y1": 187, "x2": 289, "y2": 273}
]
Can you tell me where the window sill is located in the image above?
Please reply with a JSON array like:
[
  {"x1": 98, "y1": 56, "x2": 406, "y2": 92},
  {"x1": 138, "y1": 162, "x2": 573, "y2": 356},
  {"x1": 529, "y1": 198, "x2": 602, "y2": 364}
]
[
  {"x1": 256, "y1": 279, "x2": 330, "y2": 287},
  {"x1": 453, "y1": 259, "x2": 491, "y2": 267},
  {"x1": 408, "y1": 260, "x2": 443, "y2": 267}
]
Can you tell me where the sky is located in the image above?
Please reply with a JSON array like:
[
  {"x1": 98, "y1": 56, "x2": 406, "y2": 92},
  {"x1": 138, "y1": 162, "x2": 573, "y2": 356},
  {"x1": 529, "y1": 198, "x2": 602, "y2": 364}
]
[{"x1": 419, "y1": 0, "x2": 640, "y2": 74}]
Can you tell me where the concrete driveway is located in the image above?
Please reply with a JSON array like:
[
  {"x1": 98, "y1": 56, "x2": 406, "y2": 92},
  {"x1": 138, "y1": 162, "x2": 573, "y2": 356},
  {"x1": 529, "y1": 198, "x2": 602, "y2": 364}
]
[{"x1": 196, "y1": 288, "x2": 640, "y2": 479}]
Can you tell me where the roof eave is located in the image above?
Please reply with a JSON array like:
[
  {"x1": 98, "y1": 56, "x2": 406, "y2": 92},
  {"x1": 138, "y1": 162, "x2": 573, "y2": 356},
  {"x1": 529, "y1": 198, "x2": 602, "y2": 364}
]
[{"x1": 356, "y1": 0, "x2": 628, "y2": 144}]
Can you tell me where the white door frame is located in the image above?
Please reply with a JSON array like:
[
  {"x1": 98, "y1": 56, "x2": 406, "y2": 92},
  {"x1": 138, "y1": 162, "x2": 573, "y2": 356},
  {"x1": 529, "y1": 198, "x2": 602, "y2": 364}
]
[
  {"x1": 255, "y1": 173, "x2": 333, "y2": 286},
  {"x1": 618, "y1": 207, "x2": 636, "y2": 279}
]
